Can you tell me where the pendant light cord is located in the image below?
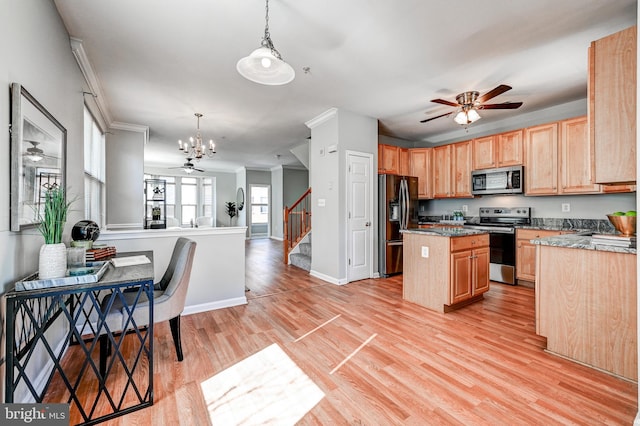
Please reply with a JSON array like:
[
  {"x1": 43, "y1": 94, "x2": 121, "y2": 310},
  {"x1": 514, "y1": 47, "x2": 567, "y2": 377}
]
[{"x1": 261, "y1": 0, "x2": 283, "y2": 60}]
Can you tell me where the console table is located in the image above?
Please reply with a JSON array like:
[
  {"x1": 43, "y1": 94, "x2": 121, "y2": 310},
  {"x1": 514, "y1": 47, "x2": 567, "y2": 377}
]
[{"x1": 5, "y1": 251, "x2": 155, "y2": 425}]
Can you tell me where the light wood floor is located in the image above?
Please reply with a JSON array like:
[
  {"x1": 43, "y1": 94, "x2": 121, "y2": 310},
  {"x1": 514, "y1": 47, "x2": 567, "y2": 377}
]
[{"x1": 73, "y1": 238, "x2": 637, "y2": 425}]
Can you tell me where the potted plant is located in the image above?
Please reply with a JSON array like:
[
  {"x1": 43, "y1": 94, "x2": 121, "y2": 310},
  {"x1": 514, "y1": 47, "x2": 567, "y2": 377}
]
[
  {"x1": 225, "y1": 201, "x2": 237, "y2": 227},
  {"x1": 37, "y1": 187, "x2": 73, "y2": 279}
]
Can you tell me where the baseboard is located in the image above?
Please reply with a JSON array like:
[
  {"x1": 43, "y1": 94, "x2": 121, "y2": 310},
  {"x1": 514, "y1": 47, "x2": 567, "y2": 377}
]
[
  {"x1": 372, "y1": 272, "x2": 380, "y2": 278},
  {"x1": 270, "y1": 236, "x2": 284, "y2": 241},
  {"x1": 309, "y1": 270, "x2": 347, "y2": 285},
  {"x1": 183, "y1": 296, "x2": 247, "y2": 315}
]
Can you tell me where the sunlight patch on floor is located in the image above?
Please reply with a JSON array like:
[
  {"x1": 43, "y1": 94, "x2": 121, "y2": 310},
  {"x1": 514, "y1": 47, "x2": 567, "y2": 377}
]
[{"x1": 200, "y1": 343, "x2": 324, "y2": 425}]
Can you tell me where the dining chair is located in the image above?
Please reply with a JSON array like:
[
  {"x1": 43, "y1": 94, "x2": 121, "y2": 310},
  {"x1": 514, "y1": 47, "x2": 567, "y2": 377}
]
[{"x1": 99, "y1": 237, "x2": 197, "y2": 377}]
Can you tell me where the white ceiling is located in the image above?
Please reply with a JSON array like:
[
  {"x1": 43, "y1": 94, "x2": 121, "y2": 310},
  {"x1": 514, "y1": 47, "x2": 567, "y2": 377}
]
[{"x1": 53, "y1": 0, "x2": 637, "y2": 172}]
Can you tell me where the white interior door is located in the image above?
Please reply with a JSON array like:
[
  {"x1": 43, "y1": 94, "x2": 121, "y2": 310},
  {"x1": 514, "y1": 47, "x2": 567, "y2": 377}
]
[{"x1": 347, "y1": 152, "x2": 372, "y2": 282}]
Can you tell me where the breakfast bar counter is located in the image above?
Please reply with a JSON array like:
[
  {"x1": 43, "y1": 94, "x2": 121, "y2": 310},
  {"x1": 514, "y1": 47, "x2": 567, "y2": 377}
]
[{"x1": 534, "y1": 239, "x2": 637, "y2": 380}]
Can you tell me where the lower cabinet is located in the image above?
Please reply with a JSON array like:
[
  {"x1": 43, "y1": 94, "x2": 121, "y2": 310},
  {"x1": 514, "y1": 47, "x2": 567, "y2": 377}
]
[
  {"x1": 450, "y1": 244, "x2": 490, "y2": 305},
  {"x1": 516, "y1": 229, "x2": 573, "y2": 282}
]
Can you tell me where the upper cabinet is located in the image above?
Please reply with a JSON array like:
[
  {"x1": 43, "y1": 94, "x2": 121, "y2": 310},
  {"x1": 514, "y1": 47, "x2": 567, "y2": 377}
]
[
  {"x1": 452, "y1": 141, "x2": 472, "y2": 197},
  {"x1": 524, "y1": 122, "x2": 559, "y2": 195},
  {"x1": 496, "y1": 130, "x2": 524, "y2": 167},
  {"x1": 399, "y1": 148, "x2": 410, "y2": 176},
  {"x1": 378, "y1": 144, "x2": 400, "y2": 174},
  {"x1": 590, "y1": 26, "x2": 637, "y2": 185},
  {"x1": 433, "y1": 141, "x2": 473, "y2": 199},
  {"x1": 559, "y1": 116, "x2": 600, "y2": 194},
  {"x1": 409, "y1": 148, "x2": 432, "y2": 199},
  {"x1": 433, "y1": 145, "x2": 452, "y2": 198},
  {"x1": 473, "y1": 131, "x2": 523, "y2": 170}
]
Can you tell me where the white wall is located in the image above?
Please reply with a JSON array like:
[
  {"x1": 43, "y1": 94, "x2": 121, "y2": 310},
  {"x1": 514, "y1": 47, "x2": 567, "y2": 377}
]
[
  {"x1": 106, "y1": 128, "x2": 145, "y2": 229},
  {"x1": 271, "y1": 166, "x2": 284, "y2": 239},
  {"x1": 0, "y1": 0, "x2": 89, "y2": 401},
  {"x1": 307, "y1": 108, "x2": 377, "y2": 283}
]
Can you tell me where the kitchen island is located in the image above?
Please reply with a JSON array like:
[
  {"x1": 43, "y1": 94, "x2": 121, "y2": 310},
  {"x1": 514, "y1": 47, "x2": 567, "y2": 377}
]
[
  {"x1": 532, "y1": 234, "x2": 637, "y2": 381},
  {"x1": 402, "y1": 228, "x2": 490, "y2": 313}
]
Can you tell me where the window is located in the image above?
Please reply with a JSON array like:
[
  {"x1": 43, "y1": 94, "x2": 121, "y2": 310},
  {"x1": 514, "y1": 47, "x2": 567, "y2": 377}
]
[
  {"x1": 144, "y1": 174, "x2": 215, "y2": 226},
  {"x1": 250, "y1": 185, "x2": 269, "y2": 236},
  {"x1": 84, "y1": 107, "x2": 105, "y2": 227}
]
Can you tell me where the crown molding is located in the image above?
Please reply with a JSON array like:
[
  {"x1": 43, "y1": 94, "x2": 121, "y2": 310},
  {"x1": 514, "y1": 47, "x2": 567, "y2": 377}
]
[
  {"x1": 70, "y1": 37, "x2": 113, "y2": 126},
  {"x1": 110, "y1": 121, "x2": 150, "y2": 144},
  {"x1": 305, "y1": 107, "x2": 338, "y2": 129}
]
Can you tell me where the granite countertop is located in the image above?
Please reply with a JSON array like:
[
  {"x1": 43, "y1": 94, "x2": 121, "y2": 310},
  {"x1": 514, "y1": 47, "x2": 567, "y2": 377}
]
[
  {"x1": 403, "y1": 228, "x2": 488, "y2": 237},
  {"x1": 531, "y1": 234, "x2": 636, "y2": 255}
]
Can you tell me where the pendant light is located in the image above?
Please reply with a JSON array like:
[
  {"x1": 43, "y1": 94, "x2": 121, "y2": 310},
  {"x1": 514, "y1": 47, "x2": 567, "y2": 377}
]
[{"x1": 236, "y1": 0, "x2": 295, "y2": 85}]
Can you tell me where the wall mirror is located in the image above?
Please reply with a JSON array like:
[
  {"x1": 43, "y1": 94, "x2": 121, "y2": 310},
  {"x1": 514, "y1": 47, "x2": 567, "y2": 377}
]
[
  {"x1": 236, "y1": 187, "x2": 245, "y2": 211},
  {"x1": 10, "y1": 83, "x2": 67, "y2": 231}
]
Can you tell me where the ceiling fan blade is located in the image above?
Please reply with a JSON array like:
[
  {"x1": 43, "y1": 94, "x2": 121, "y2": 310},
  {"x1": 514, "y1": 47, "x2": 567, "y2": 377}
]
[
  {"x1": 420, "y1": 111, "x2": 454, "y2": 123},
  {"x1": 477, "y1": 84, "x2": 512, "y2": 103},
  {"x1": 194, "y1": 168, "x2": 204, "y2": 172},
  {"x1": 481, "y1": 102, "x2": 523, "y2": 110},
  {"x1": 430, "y1": 98, "x2": 459, "y2": 107}
]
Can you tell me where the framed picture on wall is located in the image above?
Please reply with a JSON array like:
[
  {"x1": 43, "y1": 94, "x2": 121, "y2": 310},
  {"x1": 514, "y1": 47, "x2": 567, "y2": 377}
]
[{"x1": 9, "y1": 83, "x2": 67, "y2": 231}]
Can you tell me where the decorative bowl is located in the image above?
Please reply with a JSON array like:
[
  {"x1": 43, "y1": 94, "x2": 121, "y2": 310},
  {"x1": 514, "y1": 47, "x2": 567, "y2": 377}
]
[{"x1": 606, "y1": 214, "x2": 636, "y2": 236}]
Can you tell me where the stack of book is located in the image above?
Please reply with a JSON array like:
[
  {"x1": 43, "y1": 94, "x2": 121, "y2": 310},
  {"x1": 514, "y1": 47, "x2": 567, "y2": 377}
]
[
  {"x1": 591, "y1": 234, "x2": 636, "y2": 248},
  {"x1": 85, "y1": 246, "x2": 117, "y2": 261}
]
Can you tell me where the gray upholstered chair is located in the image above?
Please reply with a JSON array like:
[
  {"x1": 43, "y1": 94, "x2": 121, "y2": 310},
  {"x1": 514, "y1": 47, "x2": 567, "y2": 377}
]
[{"x1": 99, "y1": 237, "x2": 197, "y2": 376}]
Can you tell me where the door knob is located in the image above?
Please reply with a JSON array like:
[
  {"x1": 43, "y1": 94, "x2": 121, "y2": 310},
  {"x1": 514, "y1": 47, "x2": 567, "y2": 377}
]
[{"x1": 365, "y1": 222, "x2": 371, "y2": 227}]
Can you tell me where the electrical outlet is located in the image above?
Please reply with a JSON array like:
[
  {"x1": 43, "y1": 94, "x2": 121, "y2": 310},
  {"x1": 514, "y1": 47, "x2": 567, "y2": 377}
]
[
  {"x1": 562, "y1": 203, "x2": 570, "y2": 212},
  {"x1": 421, "y1": 246, "x2": 429, "y2": 258},
  {"x1": 462, "y1": 205, "x2": 468, "y2": 213}
]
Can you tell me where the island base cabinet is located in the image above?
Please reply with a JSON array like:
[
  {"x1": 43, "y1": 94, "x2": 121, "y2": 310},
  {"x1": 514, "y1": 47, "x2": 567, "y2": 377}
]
[
  {"x1": 536, "y1": 245, "x2": 637, "y2": 381},
  {"x1": 403, "y1": 232, "x2": 489, "y2": 313}
]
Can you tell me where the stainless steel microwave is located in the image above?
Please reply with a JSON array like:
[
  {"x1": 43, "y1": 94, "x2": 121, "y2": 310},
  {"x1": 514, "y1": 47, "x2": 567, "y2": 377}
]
[{"x1": 471, "y1": 165, "x2": 523, "y2": 195}]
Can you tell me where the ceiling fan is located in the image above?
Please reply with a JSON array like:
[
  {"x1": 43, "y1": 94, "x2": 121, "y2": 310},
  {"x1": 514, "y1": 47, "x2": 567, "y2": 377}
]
[
  {"x1": 420, "y1": 84, "x2": 523, "y2": 125},
  {"x1": 169, "y1": 158, "x2": 204, "y2": 174},
  {"x1": 23, "y1": 141, "x2": 57, "y2": 162}
]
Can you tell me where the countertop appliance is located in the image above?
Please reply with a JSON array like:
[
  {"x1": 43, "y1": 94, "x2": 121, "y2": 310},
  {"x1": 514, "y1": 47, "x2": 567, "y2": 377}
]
[
  {"x1": 471, "y1": 165, "x2": 523, "y2": 195},
  {"x1": 378, "y1": 174, "x2": 418, "y2": 277},
  {"x1": 466, "y1": 207, "x2": 531, "y2": 285}
]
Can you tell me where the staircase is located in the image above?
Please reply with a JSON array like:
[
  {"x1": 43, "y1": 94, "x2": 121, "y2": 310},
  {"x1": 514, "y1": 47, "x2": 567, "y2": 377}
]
[
  {"x1": 289, "y1": 235, "x2": 311, "y2": 271},
  {"x1": 284, "y1": 188, "x2": 311, "y2": 270}
]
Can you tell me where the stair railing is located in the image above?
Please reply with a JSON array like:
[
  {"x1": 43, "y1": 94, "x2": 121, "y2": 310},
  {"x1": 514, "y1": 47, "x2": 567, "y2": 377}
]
[{"x1": 283, "y1": 188, "x2": 312, "y2": 264}]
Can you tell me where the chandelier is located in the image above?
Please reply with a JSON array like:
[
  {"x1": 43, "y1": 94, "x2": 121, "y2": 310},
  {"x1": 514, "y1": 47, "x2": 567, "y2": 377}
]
[
  {"x1": 177, "y1": 113, "x2": 216, "y2": 160},
  {"x1": 236, "y1": 0, "x2": 295, "y2": 85}
]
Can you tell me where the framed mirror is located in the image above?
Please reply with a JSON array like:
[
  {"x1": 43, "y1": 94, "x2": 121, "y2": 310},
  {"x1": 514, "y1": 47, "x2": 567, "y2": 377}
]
[
  {"x1": 236, "y1": 187, "x2": 245, "y2": 211},
  {"x1": 10, "y1": 83, "x2": 67, "y2": 231}
]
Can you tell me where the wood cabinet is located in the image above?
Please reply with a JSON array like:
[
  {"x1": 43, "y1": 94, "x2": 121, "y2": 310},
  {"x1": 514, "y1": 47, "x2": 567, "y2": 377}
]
[
  {"x1": 378, "y1": 144, "x2": 399, "y2": 174},
  {"x1": 559, "y1": 116, "x2": 600, "y2": 194},
  {"x1": 590, "y1": 26, "x2": 636, "y2": 184},
  {"x1": 496, "y1": 130, "x2": 524, "y2": 167},
  {"x1": 432, "y1": 145, "x2": 451, "y2": 198},
  {"x1": 403, "y1": 232, "x2": 489, "y2": 313},
  {"x1": 524, "y1": 122, "x2": 558, "y2": 195},
  {"x1": 450, "y1": 242, "x2": 489, "y2": 305},
  {"x1": 452, "y1": 141, "x2": 472, "y2": 197},
  {"x1": 409, "y1": 148, "x2": 432, "y2": 199},
  {"x1": 516, "y1": 229, "x2": 569, "y2": 282},
  {"x1": 536, "y1": 244, "x2": 637, "y2": 380},
  {"x1": 432, "y1": 141, "x2": 472, "y2": 198},
  {"x1": 472, "y1": 136, "x2": 496, "y2": 170},
  {"x1": 473, "y1": 131, "x2": 523, "y2": 170},
  {"x1": 399, "y1": 148, "x2": 410, "y2": 176}
]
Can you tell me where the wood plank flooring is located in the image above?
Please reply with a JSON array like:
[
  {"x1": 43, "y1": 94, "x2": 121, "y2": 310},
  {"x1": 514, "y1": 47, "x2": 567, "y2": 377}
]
[{"x1": 68, "y1": 238, "x2": 637, "y2": 425}]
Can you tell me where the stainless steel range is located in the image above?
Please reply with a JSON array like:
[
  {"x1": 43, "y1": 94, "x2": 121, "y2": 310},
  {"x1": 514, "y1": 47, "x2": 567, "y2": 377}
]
[{"x1": 466, "y1": 207, "x2": 531, "y2": 285}]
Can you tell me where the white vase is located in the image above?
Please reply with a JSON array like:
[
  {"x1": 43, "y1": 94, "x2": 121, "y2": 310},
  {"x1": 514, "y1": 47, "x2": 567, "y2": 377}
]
[{"x1": 39, "y1": 243, "x2": 67, "y2": 279}]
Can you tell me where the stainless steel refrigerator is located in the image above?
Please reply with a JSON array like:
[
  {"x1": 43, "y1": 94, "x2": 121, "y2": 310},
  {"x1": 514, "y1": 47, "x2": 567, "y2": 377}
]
[{"x1": 378, "y1": 174, "x2": 418, "y2": 277}]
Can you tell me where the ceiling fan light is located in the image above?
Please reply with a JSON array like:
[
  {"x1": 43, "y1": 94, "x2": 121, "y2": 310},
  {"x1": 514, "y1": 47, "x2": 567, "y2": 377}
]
[
  {"x1": 454, "y1": 111, "x2": 468, "y2": 125},
  {"x1": 183, "y1": 167, "x2": 194, "y2": 174},
  {"x1": 467, "y1": 109, "x2": 481, "y2": 123},
  {"x1": 27, "y1": 154, "x2": 43, "y2": 162},
  {"x1": 236, "y1": 46, "x2": 295, "y2": 85}
]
